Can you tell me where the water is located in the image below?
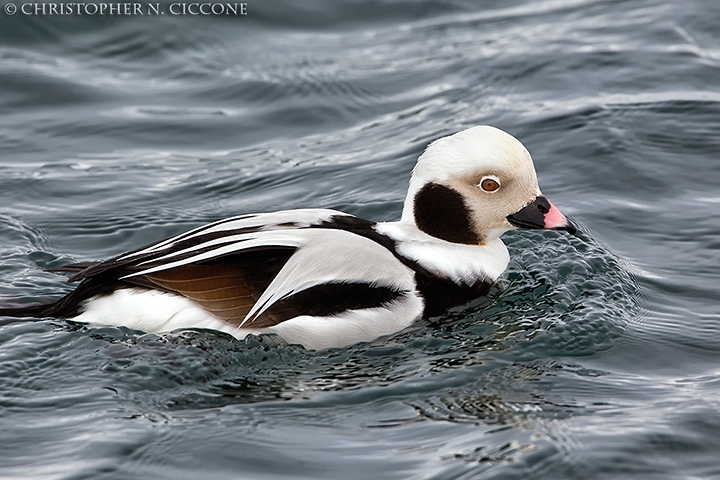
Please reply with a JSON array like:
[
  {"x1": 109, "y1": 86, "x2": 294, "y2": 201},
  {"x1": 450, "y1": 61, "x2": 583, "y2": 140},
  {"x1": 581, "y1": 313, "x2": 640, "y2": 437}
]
[{"x1": 1, "y1": 0, "x2": 719, "y2": 478}]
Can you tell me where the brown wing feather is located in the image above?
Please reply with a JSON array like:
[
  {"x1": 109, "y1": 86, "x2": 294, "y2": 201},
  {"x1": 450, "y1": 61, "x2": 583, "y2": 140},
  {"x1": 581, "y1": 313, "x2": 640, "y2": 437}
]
[
  {"x1": 140, "y1": 249, "x2": 295, "y2": 326},
  {"x1": 145, "y1": 264, "x2": 256, "y2": 324}
]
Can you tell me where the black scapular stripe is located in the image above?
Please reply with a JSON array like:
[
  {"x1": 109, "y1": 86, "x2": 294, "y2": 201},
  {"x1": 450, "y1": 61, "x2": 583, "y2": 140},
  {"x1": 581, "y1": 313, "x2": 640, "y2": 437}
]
[
  {"x1": 252, "y1": 282, "x2": 405, "y2": 328},
  {"x1": 316, "y1": 214, "x2": 397, "y2": 252}
]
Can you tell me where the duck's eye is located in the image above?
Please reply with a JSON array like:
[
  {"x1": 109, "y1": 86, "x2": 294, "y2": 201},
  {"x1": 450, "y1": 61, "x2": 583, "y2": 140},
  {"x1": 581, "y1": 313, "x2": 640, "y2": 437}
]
[{"x1": 480, "y1": 177, "x2": 500, "y2": 192}]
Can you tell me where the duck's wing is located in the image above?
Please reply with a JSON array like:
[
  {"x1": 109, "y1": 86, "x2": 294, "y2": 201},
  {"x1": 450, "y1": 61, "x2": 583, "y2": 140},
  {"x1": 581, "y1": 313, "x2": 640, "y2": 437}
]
[
  {"x1": 129, "y1": 247, "x2": 296, "y2": 326},
  {"x1": 3, "y1": 209, "x2": 423, "y2": 334},
  {"x1": 122, "y1": 226, "x2": 418, "y2": 328},
  {"x1": 1, "y1": 209, "x2": 342, "y2": 319},
  {"x1": 63, "y1": 208, "x2": 347, "y2": 282}
]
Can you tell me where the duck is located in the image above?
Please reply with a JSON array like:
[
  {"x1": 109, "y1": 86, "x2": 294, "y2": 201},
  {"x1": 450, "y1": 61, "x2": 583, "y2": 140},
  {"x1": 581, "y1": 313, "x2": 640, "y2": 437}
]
[{"x1": 0, "y1": 126, "x2": 575, "y2": 350}]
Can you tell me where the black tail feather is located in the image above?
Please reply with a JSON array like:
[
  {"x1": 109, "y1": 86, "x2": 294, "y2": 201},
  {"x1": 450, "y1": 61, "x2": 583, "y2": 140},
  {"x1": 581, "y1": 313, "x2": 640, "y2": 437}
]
[
  {"x1": 46, "y1": 261, "x2": 102, "y2": 283},
  {"x1": 0, "y1": 301, "x2": 59, "y2": 318},
  {"x1": 46, "y1": 261, "x2": 99, "y2": 274},
  {"x1": 0, "y1": 275, "x2": 131, "y2": 319},
  {"x1": 0, "y1": 261, "x2": 105, "y2": 319}
]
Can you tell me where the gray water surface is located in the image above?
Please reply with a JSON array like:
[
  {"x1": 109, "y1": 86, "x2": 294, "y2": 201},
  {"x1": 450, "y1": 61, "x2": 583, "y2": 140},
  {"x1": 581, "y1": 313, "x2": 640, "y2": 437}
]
[{"x1": 1, "y1": 1, "x2": 720, "y2": 478}]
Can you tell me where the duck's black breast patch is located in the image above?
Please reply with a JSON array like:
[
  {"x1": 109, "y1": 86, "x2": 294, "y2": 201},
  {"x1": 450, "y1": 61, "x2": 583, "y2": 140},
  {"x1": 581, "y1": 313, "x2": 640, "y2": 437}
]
[{"x1": 413, "y1": 182, "x2": 479, "y2": 244}]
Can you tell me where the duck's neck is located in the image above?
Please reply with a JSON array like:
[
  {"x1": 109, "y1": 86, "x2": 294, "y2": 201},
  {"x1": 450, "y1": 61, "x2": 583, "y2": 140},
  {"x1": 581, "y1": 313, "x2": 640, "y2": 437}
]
[
  {"x1": 375, "y1": 221, "x2": 510, "y2": 285},
  {"x1": 375, "y1": 220, "x2": 509, "y2": 316}
]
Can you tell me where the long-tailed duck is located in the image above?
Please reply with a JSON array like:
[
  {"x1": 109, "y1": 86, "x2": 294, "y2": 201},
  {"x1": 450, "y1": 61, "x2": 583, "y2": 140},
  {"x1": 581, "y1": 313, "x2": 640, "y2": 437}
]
[{"x1": 0, "y1": 126, "x2": 575, "y2": 350}]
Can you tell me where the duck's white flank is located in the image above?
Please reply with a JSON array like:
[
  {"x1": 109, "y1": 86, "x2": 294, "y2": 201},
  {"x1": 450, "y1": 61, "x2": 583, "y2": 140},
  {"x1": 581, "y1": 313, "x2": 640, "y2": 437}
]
[
  {"x1": 265, "y1": 294, "x2": 424, "y2": 350},
  {"x1": 74, "y1": 287, "x2": 423, "y2": 350},
  {"x1": 73, "y1": 288, "x2": 240, "y2": 336}
]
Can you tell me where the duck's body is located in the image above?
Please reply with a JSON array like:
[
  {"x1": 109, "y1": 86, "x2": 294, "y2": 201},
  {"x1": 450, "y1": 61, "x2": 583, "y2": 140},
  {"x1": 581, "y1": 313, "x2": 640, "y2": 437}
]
[{"x1": 0, "y1": 126, "x2": 575, "y2": 350}]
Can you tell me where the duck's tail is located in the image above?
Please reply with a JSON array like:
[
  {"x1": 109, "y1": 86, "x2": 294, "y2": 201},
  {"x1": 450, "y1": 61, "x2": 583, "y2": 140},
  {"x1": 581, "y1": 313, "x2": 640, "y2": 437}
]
[{"x1": 0, "y1": 301, "x2": 59, "y2": 318}]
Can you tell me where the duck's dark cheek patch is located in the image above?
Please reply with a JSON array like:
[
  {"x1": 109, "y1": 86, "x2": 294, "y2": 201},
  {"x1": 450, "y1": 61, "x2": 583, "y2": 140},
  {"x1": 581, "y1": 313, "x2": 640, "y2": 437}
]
[{"x1": 413, "y1": 182, "x2": 479, "y2": 244}]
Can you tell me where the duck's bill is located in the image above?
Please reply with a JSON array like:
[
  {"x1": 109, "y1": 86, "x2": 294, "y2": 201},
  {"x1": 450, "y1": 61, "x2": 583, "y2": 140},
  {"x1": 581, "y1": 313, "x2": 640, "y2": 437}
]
[{"x1": 506, "y1": 196, "x2": 576, "y2": 235}]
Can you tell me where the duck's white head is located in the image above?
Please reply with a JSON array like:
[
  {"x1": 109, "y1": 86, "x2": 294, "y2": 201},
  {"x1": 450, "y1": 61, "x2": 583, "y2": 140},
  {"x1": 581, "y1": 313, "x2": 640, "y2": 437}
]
[{"x1": 401, "y1": 125, "x2": 574, "y2": 244}]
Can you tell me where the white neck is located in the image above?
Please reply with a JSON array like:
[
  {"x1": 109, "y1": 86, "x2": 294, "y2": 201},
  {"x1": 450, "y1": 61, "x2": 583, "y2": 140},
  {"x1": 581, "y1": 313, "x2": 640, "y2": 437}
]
[
  {"x1": 399, "y1": 174, "x2": 427, "y2": 224},
  {"x1": 375, "y1": 221, "x2": 510, "y2": 285}
]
